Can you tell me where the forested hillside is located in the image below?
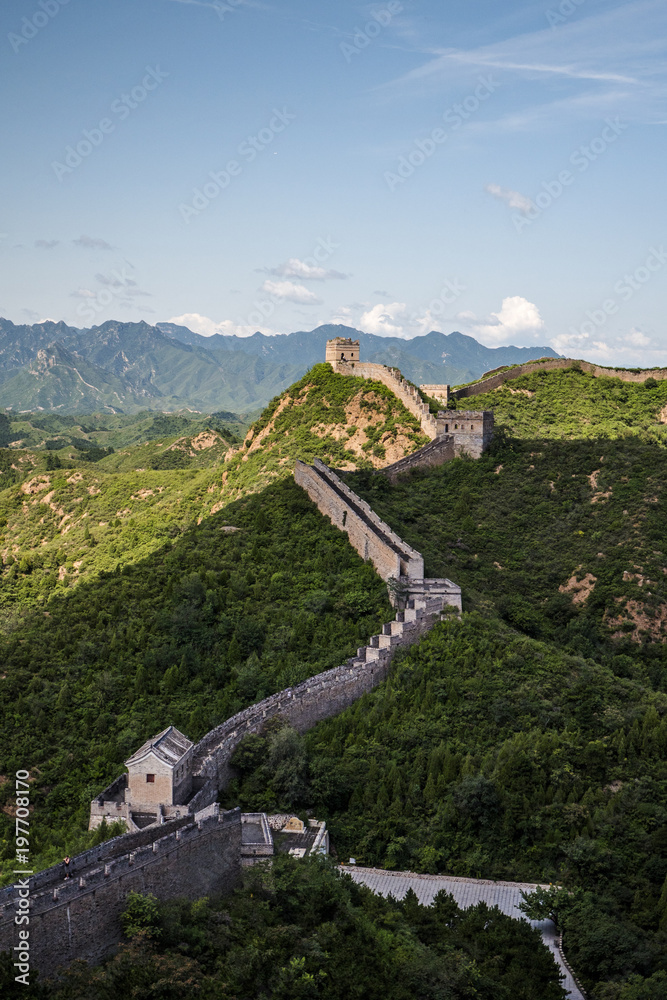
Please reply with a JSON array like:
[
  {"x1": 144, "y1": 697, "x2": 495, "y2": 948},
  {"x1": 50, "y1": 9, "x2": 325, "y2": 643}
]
[
  {"x1": 2, "y1": 362, "x2": 666, "y2": 996},
  {"x1": 0, "y1": 366, "x2": 424, "y2": 880},
  {"x1": 223, "y1": 366, "x2": 667, "y2": 997}
]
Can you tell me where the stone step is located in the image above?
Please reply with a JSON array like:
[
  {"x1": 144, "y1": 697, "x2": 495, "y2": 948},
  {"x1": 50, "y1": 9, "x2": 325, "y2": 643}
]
[
  {"x1": 377, "y1": 634, "x2": 399, "y2": 648},
  {"x1": 385, "y1": 621, "x2": 405, "y2": 636}
]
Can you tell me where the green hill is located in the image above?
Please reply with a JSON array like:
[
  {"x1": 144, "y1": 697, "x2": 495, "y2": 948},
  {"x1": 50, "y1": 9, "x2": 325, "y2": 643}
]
[
  {"x1": 0, "y1": 367, "x2": 425, "y2": 611},
  {"x1": 2, "y1": 363, "x2": 667, "y2": 996}
]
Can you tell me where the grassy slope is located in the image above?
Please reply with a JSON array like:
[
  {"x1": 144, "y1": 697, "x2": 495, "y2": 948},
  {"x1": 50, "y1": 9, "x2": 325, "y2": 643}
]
[{"x1": 0, "y1": 367, "x2": 426, "y2": 611}]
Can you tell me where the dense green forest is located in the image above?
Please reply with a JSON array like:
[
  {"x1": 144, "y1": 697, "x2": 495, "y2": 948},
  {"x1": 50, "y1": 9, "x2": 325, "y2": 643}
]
[
  {"x1": 1, "y1": 856, "x2": 566, "y2": 999},
  {"x1": 228, "y1": 615, "x2": 667, "y2": 993}
]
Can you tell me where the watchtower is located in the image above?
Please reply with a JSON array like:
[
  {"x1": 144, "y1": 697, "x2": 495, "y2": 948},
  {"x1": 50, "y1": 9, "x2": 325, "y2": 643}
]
[
  {"x1": 325, "y1": 337, "x2": 360, "y2": 365},
  {"x1": 125, "y1": 725, "x2": 194, "y2": 810}
]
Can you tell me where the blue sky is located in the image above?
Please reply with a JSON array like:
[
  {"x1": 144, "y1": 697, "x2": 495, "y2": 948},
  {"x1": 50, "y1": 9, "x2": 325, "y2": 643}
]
[{"x1": 0, "y1": 0, "x2": 665, "y2": 364}]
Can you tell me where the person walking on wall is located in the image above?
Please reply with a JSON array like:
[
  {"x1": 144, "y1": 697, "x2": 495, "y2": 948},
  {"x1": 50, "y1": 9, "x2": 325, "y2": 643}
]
[{"x1": 63, "y1": 856, "x2": 71, "y2": 879}]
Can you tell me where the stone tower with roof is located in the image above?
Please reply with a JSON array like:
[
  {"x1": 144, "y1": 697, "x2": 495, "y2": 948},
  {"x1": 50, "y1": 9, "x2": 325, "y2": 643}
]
[{"x1": 125, "y1": 725, "x2": 194, "y2": 809}]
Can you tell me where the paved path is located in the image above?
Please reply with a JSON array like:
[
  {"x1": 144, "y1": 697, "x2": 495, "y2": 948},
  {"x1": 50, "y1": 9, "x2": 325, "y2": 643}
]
[{"x1": 339, "y1": 867, "x2": 585, "y2": 999}]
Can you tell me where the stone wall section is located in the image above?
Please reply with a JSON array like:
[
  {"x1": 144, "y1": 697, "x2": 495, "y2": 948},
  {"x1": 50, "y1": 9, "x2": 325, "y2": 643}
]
[
  {"x1": 189, "y1": 593, "x2": 449, "y2": 811},
  {"x1": 333, "y1": 360, "x2": 439, "y2": 439},
  {"x1": 295, "y1": 458, "x2": 424, "y2": 580},
  {"x1": 382, "y1": 435, "x2": 456, "y2": 480},
  {"x1": 453, "y1": 358, "x2": 667, "y2": 400},
  {"x1": 0, "y1": 810, "x2": 241, "y2": 980},
  {"x1": 420, "y1": 384, "x2": 450, "y2": 405}
]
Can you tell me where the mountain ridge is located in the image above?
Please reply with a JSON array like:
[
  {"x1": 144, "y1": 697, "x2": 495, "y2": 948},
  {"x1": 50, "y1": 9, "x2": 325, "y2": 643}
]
[{"x1": 0, "y1": 316, "x2": 561, "y2": 415}]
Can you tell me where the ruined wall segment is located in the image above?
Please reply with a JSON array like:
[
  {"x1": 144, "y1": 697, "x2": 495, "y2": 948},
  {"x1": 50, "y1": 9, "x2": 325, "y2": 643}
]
[{"x1": 420, "y1": 384, "x2": 450, "y2": 406}]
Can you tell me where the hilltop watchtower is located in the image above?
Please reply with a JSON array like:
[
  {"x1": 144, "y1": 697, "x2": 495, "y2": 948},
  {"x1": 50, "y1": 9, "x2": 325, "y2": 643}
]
[{"x1": 326, "y1": 337, "x2": 360, "y2": 365}]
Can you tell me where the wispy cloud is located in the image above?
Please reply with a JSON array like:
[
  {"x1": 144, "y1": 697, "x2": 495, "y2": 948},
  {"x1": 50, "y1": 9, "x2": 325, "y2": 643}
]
[
  {"x1": 35, "y1": 239, "x2": 60, "y2": 250},
  {"x1": 380, "y1": 0, "x2": 667, "y2": 129},
  {"x1": 485, "y1": 183, "x2": 534, "y2": 214},
  {"x1": 72, "y1": 235, "x2": 114, "y2": 250},
  {"x1": 261, "y1": 257, "x2": 347, "y2": 281},
  {"x1": 261, "y1": 279, "x2": 321, "y2": 304}
]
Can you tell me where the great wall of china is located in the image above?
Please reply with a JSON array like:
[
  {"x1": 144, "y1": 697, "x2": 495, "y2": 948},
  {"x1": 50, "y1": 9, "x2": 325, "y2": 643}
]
[
  {"x1": 0, "y1": 442, "x2": 463, "y2": 977},
  {"x1": 452, "y1": 356, "x2": 667, "y2": 399},
  {"x1": 3, "y1": 340, "x2": 615, "y2": 989}
]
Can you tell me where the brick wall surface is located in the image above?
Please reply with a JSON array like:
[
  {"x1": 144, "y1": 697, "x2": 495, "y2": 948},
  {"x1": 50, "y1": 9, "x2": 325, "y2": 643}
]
[
  {"x1": 295, "y1": 459, "x2": 424, "y2": 579},
  {"x1": 453, "y1": 358, "x2": 667, "y2": 399},
  {"x1": 0, "y1": 811, "x2": 241, "y2": 979}
]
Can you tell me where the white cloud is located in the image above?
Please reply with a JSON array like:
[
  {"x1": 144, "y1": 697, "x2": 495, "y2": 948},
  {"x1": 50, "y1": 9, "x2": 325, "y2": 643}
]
[
  {"x1": 626, "y1": 328, "x2": 651, "y2": 347},
  {"x1": 359, "y1": 302, "x2": 408, "y2": 337},
  {"x1": 265, "y1": 257, "x2": 347, "y2": 281},
  {"x1": 485, "y1": 183, "x2": 534, "y2": 215},
  {"x1": 168, "y1": 312, "x2": 279, "y2": 337},
  {"x1": 468, "y1": 296, "x2": 545, "y2": 344},
  {"x1": 34, "y1": 239, "x2": 60, "y2": 250},
  {"x1": 260, "y1": 280, "x2": 321, "y2": 304},
  {"x1": 549, "y1": 327, "x2": 667, "y2": 367},
  {"x1": 381, "y1": 0, "x2": 667, "y2": 130}
]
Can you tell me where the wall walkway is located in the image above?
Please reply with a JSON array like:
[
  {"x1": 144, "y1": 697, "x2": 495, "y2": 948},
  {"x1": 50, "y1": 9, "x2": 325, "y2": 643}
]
[
  {"x1": 333, "y1": 360, "x2": 440, "y2": 439},
  {"x1": 342, "y1": 866, "x2": 586, "y2": 999}
]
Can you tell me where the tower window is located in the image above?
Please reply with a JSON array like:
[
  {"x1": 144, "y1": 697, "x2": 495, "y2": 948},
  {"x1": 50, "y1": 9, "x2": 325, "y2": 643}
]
[{"x1": 146, "y1": 774, "x2": 155, "y2": 783}]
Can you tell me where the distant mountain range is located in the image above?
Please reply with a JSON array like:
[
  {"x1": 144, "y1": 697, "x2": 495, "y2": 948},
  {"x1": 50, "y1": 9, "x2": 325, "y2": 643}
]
[{"x1": 0, "y1": 317, "x2": 561, "y2": 415}]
